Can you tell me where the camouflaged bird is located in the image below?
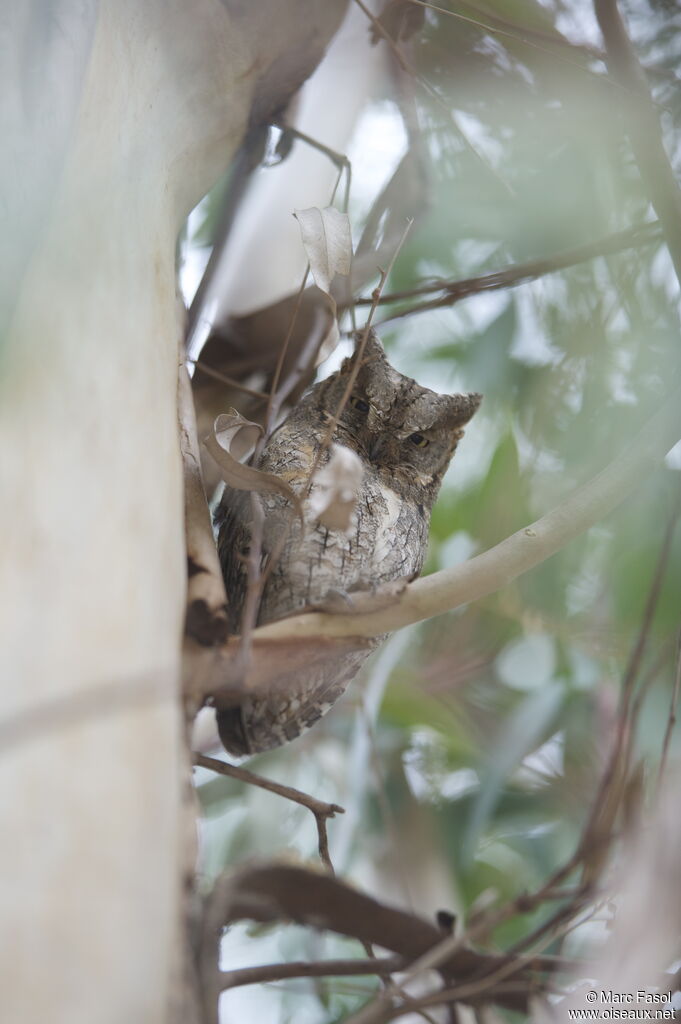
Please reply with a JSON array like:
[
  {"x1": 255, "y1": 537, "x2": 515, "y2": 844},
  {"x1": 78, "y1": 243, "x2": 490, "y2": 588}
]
[{"x1": 214, "y1": 331, "x2": 481, "y2": 755}]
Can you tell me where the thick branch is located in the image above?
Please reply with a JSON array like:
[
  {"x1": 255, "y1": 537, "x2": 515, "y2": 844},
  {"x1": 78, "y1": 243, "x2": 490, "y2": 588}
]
[
  {"x1": 207, "y1": 864, "x2": 536, "y2": 1013},
  {"x1": 250, "y1": 385, "x2": 681, "y2": 641}
]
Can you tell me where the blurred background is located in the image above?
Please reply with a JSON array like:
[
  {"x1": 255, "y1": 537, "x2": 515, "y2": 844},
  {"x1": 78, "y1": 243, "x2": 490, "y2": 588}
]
[{"x1": 184, "y1": 1, "x2": 681, "y2": 1019}]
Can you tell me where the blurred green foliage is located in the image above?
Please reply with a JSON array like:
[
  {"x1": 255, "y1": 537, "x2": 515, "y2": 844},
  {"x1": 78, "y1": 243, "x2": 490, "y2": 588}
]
[{"x1": 190, "y1": 1, "x2": 681, "y2": 1019}]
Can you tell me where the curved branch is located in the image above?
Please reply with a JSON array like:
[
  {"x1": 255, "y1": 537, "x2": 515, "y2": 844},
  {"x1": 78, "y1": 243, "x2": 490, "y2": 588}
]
[{"x1": 250, "y1": 386, "x2": 681, "y2": 641}]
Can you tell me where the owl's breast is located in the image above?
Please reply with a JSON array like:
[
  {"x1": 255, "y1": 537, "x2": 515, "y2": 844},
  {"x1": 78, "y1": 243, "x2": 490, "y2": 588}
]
[{"x1": 255, "y1": 466, "x2": 428, "y2": 625}]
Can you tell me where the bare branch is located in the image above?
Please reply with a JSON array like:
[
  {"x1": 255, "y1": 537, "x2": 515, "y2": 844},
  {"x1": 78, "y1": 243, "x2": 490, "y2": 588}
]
[
  {"x1": 354, "y1": 222, "x2": 660, "y2": 322},
  {"x1": 187, "y1": 359, "x2": 270, "y2": 401},
  {"x1": 657, "y1": 630, "x2": 681, "y2": 792},
  {"x1": 220, "y1": 954, "x2": 405, "y2": 990},
  {"x1": 193, "y1": 752, "x2": 344, "y2": 872},
  {"x1": 250, "y1": 384, "x2": 681, "y2": 642},
  {"x1": 207, "y1": 863, "x2": 537, "y2": 1014}
]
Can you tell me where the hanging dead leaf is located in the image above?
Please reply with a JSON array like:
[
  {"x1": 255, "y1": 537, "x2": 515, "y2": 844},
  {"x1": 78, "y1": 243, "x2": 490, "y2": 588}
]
[
  {"x1": 214, "y1": 409, "x2": 263, "y2": 461},
  {"x1": 204, "y1": 416, "x2": 304, "y2": 521},
  {"x1": 293, "y1": 207, "x2": 352, "y2": 369},
  {"x1": 293, "y1": 206, "x2": 352, "y2": 296},
  {"x1": 307, "y1": 443, "x2": 363, "y2": 534}
]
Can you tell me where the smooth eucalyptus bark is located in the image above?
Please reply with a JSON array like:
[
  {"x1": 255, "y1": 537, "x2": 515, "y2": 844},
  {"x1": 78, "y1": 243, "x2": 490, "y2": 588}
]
[{"x1": 0, "y1": 2, "x2": 346, "y2": 1021}]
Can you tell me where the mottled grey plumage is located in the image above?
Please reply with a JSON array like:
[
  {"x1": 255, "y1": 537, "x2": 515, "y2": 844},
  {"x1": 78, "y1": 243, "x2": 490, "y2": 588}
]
[{"x1": 215, "y1": 332, "x2": 480, "y2": 755}]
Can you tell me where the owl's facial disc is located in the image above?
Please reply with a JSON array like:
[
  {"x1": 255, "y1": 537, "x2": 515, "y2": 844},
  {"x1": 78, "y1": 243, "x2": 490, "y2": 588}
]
[{"x1": 314, "y1": 330, "x2": 481, "y2": 496}]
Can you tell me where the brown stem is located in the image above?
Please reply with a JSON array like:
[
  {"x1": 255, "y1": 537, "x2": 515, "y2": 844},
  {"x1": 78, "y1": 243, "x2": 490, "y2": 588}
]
[
  {"x1": 657, "y1": 629, "x2": 681, "y2": 793},
  {"x1": 193, "y1": 753, "x2": 344, "y2": 872},
  {"x1": 573, "y1": 488, "x2": 681, "y2": 882},
  {"x1": 353, "y1": 222, "x2": 660, "y2": 320},
  {"x1": 189, "y1": 359, "x2": 270, "y2": 401},
  {"x1": 620, "y1": 487, "x2": 681, "y2": 709},
  {"x1": 220, "y1": 954, "x2": 405, "y2": 990}
]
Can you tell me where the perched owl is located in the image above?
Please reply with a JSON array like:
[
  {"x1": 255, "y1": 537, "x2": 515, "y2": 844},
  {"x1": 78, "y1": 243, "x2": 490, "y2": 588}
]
[{"x1": 215, "y1": 331, "x2": 481, "y2": 755}]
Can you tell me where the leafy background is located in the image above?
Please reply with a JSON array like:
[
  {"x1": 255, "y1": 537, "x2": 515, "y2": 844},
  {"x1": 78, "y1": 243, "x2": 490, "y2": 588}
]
[{"x1": 186, "y1": 1, "x2": 681, "y2": 1019}]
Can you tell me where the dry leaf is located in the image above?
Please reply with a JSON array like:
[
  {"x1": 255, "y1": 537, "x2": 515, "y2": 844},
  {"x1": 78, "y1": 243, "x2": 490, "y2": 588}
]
[
  {"x1": 204, "y1": 416, "x2": 304, "y2": 521},
  {"x1": 293, "y1": 206, "x2": 352, "y2": 369},
  {"x1": 293, "y1": 206, "x2": 352, "y2": 296},
  {"x1": 214, "y1": 409, "x2": 262, "y2": 461},
  {"x1": 307, "y1": 443, "x2": 363, "y2": 534}
]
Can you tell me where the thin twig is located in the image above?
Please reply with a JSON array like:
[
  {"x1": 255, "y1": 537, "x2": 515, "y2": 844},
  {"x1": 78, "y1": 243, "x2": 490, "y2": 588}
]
[
  {"x1": 506, "y1": 886, "x2": 591, "y2": 957},
  {"x1": 188, "y1": 359, "x2": 270, "y2": 401},
  {"x1": 620, "y1": 488, "x2": 681, "y2": 709},
  {"x1": 410, "y1": 0, "x2": 606, "y2": 68},
  {"x1": 351, "y1": 0, "x2": 515, "y2": 199},
  {"x1": 263, "y1": 267, "x2": 311, "y2": 440},
  {"x1": 352, "y1": 897, "x2": 596, "y2": 1024},
  {"x1": 273, "y1": 120, "x2": 353, "y2": 213},
  {"x1": 353, "y1": 222, "x2": 660, "y2": 320},
  {"x1": 219, "y1": 954, "x2": 405, "y2": 990},
  {"x1": 306, "y1": 219, "x2": 414, "y2": 490},
  {"x1": 657, "y1": 629, "x2": 681, "y2": 792},
  {"x1": 193, "y1": 752, "x2": 344, "y2": 872},
  {"x1": 575, "y1": 488, "x2": 681, "y2": 869},
  {"x1": 630, "y1": 632, "x2": 677, "y2": 722}
]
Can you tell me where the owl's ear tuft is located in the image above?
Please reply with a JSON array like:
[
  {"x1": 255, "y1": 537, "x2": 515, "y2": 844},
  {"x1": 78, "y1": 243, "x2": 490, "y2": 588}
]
[
  {"x1": 340, "y1": 328, "x2": 386, "y2": 375},
  {"x1": 357, "y1": 329, "x2": 386, "y2": 363},
  {"x1": 444, "y1": 391, "x2": 482, "y2": 428}
]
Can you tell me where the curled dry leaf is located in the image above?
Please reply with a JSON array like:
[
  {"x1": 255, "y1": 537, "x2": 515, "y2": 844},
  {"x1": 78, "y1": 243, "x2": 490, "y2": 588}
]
[
  {"x1": 307, "y1": 443, "x2": 363, "y2": 534},
  {"x1": 204, "y1": 414, "x2": 304, "y2": 521},
  {"x1": 214, "y1": 409, "x2": 262, "y2": 462},
  {"x1": 294, "y1": 206, "x2": 352, "y2": 367}
]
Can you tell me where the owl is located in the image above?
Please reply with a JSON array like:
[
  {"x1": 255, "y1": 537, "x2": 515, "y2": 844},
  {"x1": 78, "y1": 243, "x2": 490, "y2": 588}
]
[{"x1": 214, "y1": 331, "x2": 481, "y2": 755}]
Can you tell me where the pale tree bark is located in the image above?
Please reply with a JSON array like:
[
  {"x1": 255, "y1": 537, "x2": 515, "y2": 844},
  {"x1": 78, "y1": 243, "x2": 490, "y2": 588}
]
[{"x1": 0, "y1": 3, "x2": 346, "y2": 1022}]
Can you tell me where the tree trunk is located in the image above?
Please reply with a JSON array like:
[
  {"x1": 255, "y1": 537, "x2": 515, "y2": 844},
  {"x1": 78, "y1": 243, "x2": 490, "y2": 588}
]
[{"x1": 0, "y1": 3, "x2": 346, "y2": 1021}]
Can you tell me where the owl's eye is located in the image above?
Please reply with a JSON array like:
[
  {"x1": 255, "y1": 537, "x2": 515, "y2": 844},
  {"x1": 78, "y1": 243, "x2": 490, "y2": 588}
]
[
  {"x1": 349, "y1": 395, "x2": 370, "y2": 414},
  {"x1": 409, "y1": 432, "x2": 429, "y2": 448}
]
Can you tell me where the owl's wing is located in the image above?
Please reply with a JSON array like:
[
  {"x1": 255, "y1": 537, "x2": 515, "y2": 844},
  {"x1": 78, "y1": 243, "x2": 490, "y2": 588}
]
[{"x1": 216, "y1": 641, "x2": 378, "y2": 755}]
